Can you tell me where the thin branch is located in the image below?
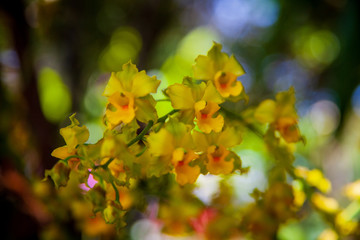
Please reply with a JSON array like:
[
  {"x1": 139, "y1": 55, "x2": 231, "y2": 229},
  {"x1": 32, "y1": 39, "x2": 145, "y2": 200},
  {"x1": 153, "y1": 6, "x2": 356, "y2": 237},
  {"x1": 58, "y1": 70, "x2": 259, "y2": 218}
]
[
  {"x1": 126, "y1": 109, "x2": 179, "y2": 147},
  {"x1": 110, "y1": 180, "x2": 120, "y2": 204},
  {"x1": 127, "y1": 120, "x2": 154, "y2": 147},
  {"x1": 157, "y1": 109, "x2": 179, "y2": 123}
]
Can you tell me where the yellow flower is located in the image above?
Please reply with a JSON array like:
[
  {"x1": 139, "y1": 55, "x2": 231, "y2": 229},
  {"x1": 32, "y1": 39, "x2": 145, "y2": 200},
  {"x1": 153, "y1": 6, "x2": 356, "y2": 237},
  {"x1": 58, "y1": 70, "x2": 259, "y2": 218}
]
[
  {"x1": 294, "y1": 167, "x2": 331, "y2": 193},
  {"x1": 311, "y1": 192, "x2": 339, "y2": 214},
  {"x1": 193, "y1": 127, "x2": 242, "y2": 175},
  {"x1": 103, "y1": 62, "x2": 160, "y2": 127},
  {"x1": 194, "y1": 100, "x2": 224, "y2": 133},
  {"x1": 59, "y1": 113, "x2": 89, "y2": 152},
  {"x1": 172, "y1": 148, "x2": 200, "y2": 185},
  {"x1": 254, "y1": 87, "x2": 302, "y2": 143},
  {"x1": 166, "y1": 78, "x2": 224, "y2": 132},
  {"x1": 344, "y1": 180, "x2": 360, "y2": 200},
  {"x1": 213, "y1": 71, "x2": 243, "y2": 98},
  {"x1": 147, "y1": 119, "x2": 200, "y2": 185},
  {"x1": 206, "y1": 145, "x2": 233, "y2": 175},
  {"x1": 51, "y1": 146, "x2": 80, "y2": 169},
  {"x1": 51, "y1": 114, "x2": 89, "y2": 169},
  {"x1": 105, "y1": 92, "x2": 136, "y2": 125},
  {"x1": 103, "y1": 62, "x2": 160, "y2": 98},
  {"x1": 292, "y1": 180, "x2": 306, "y2": 207},
  {"x1": 193, "y1": 42, "x2": 246, "y2": 98}
]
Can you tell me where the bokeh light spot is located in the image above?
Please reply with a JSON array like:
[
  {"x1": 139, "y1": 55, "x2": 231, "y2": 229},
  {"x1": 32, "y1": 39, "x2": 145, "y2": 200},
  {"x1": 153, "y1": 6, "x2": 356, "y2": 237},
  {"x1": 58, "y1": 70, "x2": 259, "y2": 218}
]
[
  {"x1": 292, "y1": 27, "x2": 340, "y2": 69},
  {"x1": 310, "y1": 30, "x2": 340, "y2": 64},
  {"x1": 309, "y1": 100, "x2": 340, "y2": 135},
  {"x1": 99, "y1": 27, "x2": 142, "y2": 71},
  {"x1": 38, "y1": 67, "x2": 71, "y2": 123},
  {"x1": 213, "y1": 0, "x2": 279, "y2": 38},
  {"x1": 351, "y1": 85, "x2": 360, "y2": 117},
  {"x1": 161, "y1": 26, "x2": 219, "y2": 84}
]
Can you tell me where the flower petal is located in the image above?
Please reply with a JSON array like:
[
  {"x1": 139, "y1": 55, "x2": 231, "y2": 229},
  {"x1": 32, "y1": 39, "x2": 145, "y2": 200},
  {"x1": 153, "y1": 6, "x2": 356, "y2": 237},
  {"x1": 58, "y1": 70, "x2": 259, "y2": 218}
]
[
  {"x1": 131, "y1": 71, "x2": 160, "y2": 97},
  {"x1": 103, "y1": 72, "x2": 125, "y2": 97},
  {"x1": 167, "y1": 83, "x2": 195, "y2": 109},
  {"x1": 193, "y1": 55, "x2": 215, "y2": 81},
  {"x1": 254, "y1": 99, "x2": 276, "y2": 124},
  {"x1": 105, "y1": 92, "x2": 136, "y2": 125},
  {"x1": 134, "y1": 95, "x2": 158, "y2": 123},
  {"x1": 223, "y1": 55, "x2": 245, "y2": 76}
]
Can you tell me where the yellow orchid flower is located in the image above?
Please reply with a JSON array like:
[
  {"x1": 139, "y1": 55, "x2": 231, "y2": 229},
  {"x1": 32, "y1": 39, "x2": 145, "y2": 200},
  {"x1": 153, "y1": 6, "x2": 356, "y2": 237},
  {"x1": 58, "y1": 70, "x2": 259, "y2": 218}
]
[
  {"x1": 105, "y1": 92, "x2": 136, "y2": 125},
  {"x1": 59, "y1": 113, "x2": 89, "y2": 152},
  {"x1": 254, "y1": 87, "x2": 302, "y2": 143},
  {"x1": 206, "y1": 145, "x2": 233, "y2": 175},
  {"x1": 193, "y1": 42, "x2": 246, "y2": 98},
  {"x1": 51, "y1": 114, "x2": 89, "y2": 169},
  {"x1": 172, "y1": 148, "x2": 200, "y2": 185},
  {"x1": 147, "y1": 119, "x2": 200, "y2": 185},
  {"x1": 103, "y1": 62, "x2": 160, "y2": 127},
  {"x1": 103, "y1": 61, "x2": 160, "y2": 98},
  {"x1": 193, "y1": 127, "x2": 242, "y2": 175},
  {"x1": 194, "y1": 100, "x2": 224, "y2": 133},
  {"x1": 167, "y1": 78, "x2": 224, "y2": 133}
]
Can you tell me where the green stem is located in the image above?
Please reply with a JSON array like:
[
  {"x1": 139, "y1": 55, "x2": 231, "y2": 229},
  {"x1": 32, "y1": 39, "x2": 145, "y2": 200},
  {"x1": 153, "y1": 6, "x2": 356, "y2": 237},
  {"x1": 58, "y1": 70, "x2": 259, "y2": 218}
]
[
  {"x1": 157, "y1": 109, "x2": 179, "y2": 123},
  {"x1": 61, "y1": 155, "x2": 85, "y2": 165},
  {"x1": 136, "y1": 146, "x2": 148, "y2": 157},
  {"x1": 126, "y1": 109, "x2": 179, "y2": 147},
  {"x1": 127, "y1": 120, "x2": 154, "y2": 147},
  {"x1": 110, "y1": 180, "x2": 120, "y2": 204},
  {"x1": 156, "y1": 99, "x2": 171, "y2": 102},
  {"x1": 93, "y1": 158, "x2": 114, "y2": 170},
  {"x1": 220, "y1": 107, "x2": 264, "y2": 138},
  {"x1": 102, "y1": 158, "x2": 114, "y2": 169}
]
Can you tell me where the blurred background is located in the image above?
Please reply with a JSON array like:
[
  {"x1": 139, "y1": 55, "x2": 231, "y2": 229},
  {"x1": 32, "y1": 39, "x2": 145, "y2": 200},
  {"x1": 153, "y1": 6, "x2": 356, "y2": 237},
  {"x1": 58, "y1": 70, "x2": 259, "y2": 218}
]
[{"x1": 0, "y1": 0, "x2": 359, "y2": 239}]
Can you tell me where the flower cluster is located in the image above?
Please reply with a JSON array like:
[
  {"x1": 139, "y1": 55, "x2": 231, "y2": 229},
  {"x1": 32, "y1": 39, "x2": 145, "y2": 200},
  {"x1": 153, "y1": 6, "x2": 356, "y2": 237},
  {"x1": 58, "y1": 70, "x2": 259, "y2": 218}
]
[{"x1": 46, "y1": 42, "x2": 360, "y2": 240}]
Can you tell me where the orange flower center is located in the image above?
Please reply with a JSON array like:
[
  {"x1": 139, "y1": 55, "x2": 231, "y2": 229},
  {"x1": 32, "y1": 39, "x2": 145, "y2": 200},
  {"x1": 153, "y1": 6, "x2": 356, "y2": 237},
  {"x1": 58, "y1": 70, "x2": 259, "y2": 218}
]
[
  {"x1": 201, "y1": 113, "x2": 208, "y2": 119},
  {"x1": 177, "y1": 160, "x2": 185, "y2": 167},
  {"x1": 213, "y1": 156, "x2": 221, "y2": 162}
]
